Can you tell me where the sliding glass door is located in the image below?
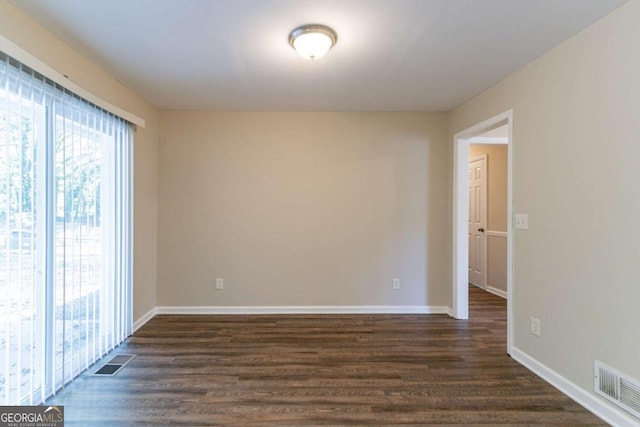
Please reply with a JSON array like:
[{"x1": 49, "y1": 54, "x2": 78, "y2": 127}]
[
  {"x1": 0, "y1": 71, "x2": 45, "y2": 406},
  {"x1": 0, "y1": 52, "x2": 132, "y2": 406}
]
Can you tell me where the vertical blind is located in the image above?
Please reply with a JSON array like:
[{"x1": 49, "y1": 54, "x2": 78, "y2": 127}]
[{"x1": 0, "y1": 51, "x2": 133, "y2": 405}]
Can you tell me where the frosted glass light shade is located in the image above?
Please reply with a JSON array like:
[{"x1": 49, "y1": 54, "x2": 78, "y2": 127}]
[{"x1": 289, "y1": 25, "x2": 337, "y2": 60}]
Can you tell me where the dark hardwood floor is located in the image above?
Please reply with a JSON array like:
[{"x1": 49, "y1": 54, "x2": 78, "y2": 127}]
[{"x1": 48, "y1": 287, "x2": 605, "y2": 425}]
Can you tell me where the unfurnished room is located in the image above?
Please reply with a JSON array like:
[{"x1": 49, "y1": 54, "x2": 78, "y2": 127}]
[{"x1": 0, "y1": 1, "x2": 639, "y2": 426}]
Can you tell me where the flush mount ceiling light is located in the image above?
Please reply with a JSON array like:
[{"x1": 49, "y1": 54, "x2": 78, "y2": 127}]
[{"x1": 289, "y1": 24, "x2": 337, "y2": 60}]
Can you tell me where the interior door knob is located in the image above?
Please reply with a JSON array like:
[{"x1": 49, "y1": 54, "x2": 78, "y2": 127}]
[{"x1": 478, "y1": 228, "x2": 485, "y2": 232}]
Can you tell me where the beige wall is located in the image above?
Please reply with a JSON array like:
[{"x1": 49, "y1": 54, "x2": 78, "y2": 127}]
[
  {"x1": 0, "y1": 1, "x2": 159, "y2": 321},
  {"x1": 450, "y1": 0, "x2": 640, "y2": 405},
  {"x1": 470, "y1": 144, "x2": 507, "y2": 292},
  {"x1": 158, "y1": 111, "x2": 449, "y2": 307}
]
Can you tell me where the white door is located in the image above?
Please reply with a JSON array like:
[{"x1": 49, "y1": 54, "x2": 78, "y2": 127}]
[{"x1": 468, "y1": 155, "x2": 487, "y2": 287}]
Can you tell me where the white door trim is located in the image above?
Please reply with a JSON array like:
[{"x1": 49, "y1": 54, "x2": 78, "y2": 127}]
[
  {"x1": 452, "y1": 110, "x2": 514, "y2": 354},
  {"x1": 468, "y1": 154, "x2": 488, "y2": 288}
]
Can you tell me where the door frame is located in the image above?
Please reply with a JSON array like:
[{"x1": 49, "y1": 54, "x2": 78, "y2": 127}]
[
  {"x1": 468, "y1": 154, "x2": 488, "y2": 288},
  {"x1": 452, "y1": 109, "x2": 514, "y2": 354}
]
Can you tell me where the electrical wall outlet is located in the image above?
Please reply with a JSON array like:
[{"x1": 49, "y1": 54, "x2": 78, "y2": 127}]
[
  {"x1": 530, "y1": 317, "x2": 541, "y2": 336},
  {"x1": 392, "y1": 278, "x2": 400, "y2": 290},
  {"x1": 515, "y1": 213, "x2": 529, "y2": 230},
  {"x1": 215, "y1": 278, "x2": 224, "y2": 290}
]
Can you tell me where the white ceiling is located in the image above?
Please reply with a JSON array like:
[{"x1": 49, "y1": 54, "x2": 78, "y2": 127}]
[{"x1": 11, "y1": 0, "x2": 628, "y2": 111}]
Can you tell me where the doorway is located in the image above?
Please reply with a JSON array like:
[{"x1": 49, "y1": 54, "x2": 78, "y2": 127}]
[
  {"x1": 452, "y1": 110, "x2": 513, "y2": 353},
  {"x1": 469, "y1": 136, "x2": 509, "y2": 298}
]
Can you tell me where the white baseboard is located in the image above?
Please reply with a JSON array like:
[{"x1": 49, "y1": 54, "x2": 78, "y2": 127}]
[
  {"x1": 133, "y1": 307, "x2": 157, "y2": 332},
  {"x1": 155, "y1": 305, "x2": 450, "y2": 315},
  {"x1": 511, "y1": 347, "x2": 639, "y2": 427},
  {"x1": 133, "y1": 305, "x2": 450, "y2": 333},
  {"x1": 486, "y1": 285, "x2": 507, "y2": 299}
]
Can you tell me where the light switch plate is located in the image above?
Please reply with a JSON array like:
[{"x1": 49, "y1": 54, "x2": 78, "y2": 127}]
[{"x1": 515, "y1": 213, "x2": 528, "y2": 230}]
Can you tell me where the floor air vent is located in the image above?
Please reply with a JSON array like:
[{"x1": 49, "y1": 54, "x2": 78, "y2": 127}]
[
  {"x1": 93, "y1": 354, "x2": 136, "y2": 376},
  {"x1": 595, "y1": 361, "x2": 640, "y2": 419}
]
